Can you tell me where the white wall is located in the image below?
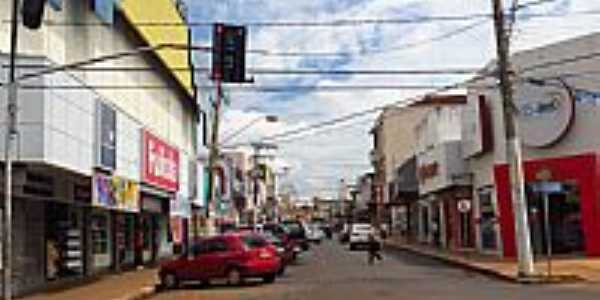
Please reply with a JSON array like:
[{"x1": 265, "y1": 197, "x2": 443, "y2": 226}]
[{"x1": 0, "y1": 0, "x2": 195, "y2": 158}]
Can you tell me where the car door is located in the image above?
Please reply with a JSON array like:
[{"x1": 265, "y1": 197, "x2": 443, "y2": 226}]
[
  {"x1": 208, "y1": 238, "x2": 234, "y2": 278},
  {"x1": 183, "y1": 242, "x2": 210, "y2": 281}
]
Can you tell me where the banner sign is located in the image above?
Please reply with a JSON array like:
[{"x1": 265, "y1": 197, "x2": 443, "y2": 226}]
[
  {"x1": 142, "y1": 130, "x2": 180, "y2": 192},
  {"x1": 93, "y1": 173, "x2": 140, "y2": 212}
]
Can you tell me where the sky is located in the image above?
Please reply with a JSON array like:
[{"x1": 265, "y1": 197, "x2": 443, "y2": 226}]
[{"x1": 187, "y1": 0, "x2": 600, "y2": 199}]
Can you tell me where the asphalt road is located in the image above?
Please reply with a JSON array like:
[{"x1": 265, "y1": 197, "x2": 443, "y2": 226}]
[{"x1": 150, "y1": 239, "x2": 600, "y2": 300}]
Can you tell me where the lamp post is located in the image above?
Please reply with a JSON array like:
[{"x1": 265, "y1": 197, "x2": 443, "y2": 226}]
[{"x1": 221, "y1": 115, "x2": 278, "y2": 146}]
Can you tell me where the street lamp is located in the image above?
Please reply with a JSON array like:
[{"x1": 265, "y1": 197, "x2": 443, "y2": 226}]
[{"x1": 221, "y1": 115, "x2": 278, "y2": 145}]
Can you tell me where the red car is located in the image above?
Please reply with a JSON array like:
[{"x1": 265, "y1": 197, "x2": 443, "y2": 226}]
[{"x1": 159, "y1": 233, "x2": 281, "y2": 289}]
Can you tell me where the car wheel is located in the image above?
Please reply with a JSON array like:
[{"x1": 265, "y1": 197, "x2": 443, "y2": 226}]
[
  {"x1": 161, "y1": 272, "x2": 179, "y2": 289},
  {"x1": 263, "y1": 273, "x2": 276, "y2": 284},
  {"x1": 226, "y1": 268, "x2": 244, "y2": 286}
]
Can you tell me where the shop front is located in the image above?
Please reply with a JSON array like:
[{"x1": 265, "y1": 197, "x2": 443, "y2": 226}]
[
  {"x1": 140, "y1": 130, "x2": 180, "y2": 264},
  {"x1": 494, "y1": 154, "x2": 600, "y2": 258},
  {"x1": 91, "y1": 172, "x2": 141, "y2": 271}
]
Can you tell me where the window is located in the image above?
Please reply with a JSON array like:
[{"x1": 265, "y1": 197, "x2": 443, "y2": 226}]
[
  {"x1": 208, "y1": 239, "x2": 229, "y2": 252},
  {"x1": 91, "y1": 214, "x2": 110, "y2": 255},
  {"x1": 241, "y1": 236, "x2": 267, "y2": 249}
]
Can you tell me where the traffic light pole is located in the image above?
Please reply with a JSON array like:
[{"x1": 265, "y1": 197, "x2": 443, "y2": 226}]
[{"x1": 4, "y1": 0, "x2": 20, "y2": 299}]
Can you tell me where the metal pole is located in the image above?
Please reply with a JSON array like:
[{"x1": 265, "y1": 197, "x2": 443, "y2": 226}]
[
  {"x1": 543, "y1": 192, "x2": 552, "y2": 277},
  {"x1": 207, "y1": 77, "x2": 222, "y2": 235},
  {"x1": 4, "y1": 0, "x2": 19, "y2": 298},
  {"x1": 491, "y1": 0, "x2": 535, "y2": 277},
  {"x1": 253, "y1": 146, "x2": 259, "y2": 225}
]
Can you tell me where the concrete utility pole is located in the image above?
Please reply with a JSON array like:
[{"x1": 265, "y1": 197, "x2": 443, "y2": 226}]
[
  {"x1": 3, "y1": 0, "x2": 20, "y2": 299},
  {"x1": 491, "y1": 0, "x2": 535, "y2": 277},
  {"x1": 207, "y1": 76, "x2": 223, "y2": 234}
]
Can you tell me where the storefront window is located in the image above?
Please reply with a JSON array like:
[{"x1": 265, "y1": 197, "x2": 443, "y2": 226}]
[
  {"x1": 527, "y1": 182, "x2": 584, "y2": 255},
  {"x1": 91, "y1": 213, "x2": 112, "y2": 269},
  {"x1": 478, "y1": 189, "x2": 497, "y2": 250},
  {"x1": 46, "y1": 203, "x2": 84, "y2": 280}
]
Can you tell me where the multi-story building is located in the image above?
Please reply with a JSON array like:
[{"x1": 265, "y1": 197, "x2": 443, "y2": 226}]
[
  {"x1": 415, "y1": 97, "x2": 471, "y2": 249},
  {"x1": 465, "y1": 32, "x2": 600, "y2": 258},
  {"x1": 0, "y1": 0, "x2": 198, "y2": 295},
  {"x1": 369, "y1": 96, "x2": 465, "y2": 233}
]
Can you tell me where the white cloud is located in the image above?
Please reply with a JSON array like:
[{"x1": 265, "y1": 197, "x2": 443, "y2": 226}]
[{"x1": 191, "y1": 0, "x2": 600, "y2": 198}]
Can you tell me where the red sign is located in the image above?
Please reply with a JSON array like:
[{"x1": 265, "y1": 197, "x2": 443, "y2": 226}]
[{"x1": 142, "y1": 130, "x2": 179, "y2": 192}]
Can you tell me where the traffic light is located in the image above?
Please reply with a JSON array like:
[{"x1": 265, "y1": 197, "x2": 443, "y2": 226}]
[
  {"x1": 22, "y1": 0, "x2": 47, "y2": 30},
  {"x1": 212, "y1": 23, "x2": 247, "y2": 83}
]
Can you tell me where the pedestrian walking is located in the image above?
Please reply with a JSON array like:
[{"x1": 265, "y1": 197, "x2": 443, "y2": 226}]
[{"x1": 367, "y1": 233, "x2": 382, "y2": 265}]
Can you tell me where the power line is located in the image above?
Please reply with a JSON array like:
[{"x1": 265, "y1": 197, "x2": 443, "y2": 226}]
[
  {"x1": 12, "y1": 5, "x2": 593, "y2": 28},
  {"x1": 1, "y1": 64, "x2": 481, "y2": 75}
]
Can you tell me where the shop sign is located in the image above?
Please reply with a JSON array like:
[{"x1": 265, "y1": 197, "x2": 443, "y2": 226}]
[
  {"x1": 142, "y1": 130, "x2": 179, "y2": 192},
  {"x1": 418, "y1": 162, "x2": 439, "y2": 181},
  {"x1": 515, "y1": 82, "x2": 574, "y2": 148},
  {"x1": 457, "y1": 199, "x2": 472, "y2": 213},
  {"x1": 92, "y1": 173, "x2": 140, "y2": 212},
  {"x1": 112, "y1": 177, "x2": 140, "y2": 212}
]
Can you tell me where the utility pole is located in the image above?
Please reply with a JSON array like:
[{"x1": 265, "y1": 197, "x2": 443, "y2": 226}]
[
  {"x1": 3, "y1": 0, "x2": 20, "y2": 299},
  {"x1": 207, "y1": 77, "x2": 223, "y2": 235},
  {"x1": 491, "y1": 0, "x2": 535, "y2": 277}
]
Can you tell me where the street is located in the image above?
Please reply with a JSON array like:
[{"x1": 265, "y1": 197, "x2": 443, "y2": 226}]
[{"x1": 150, "y1": 240, "x2": 600, "y2": 300}]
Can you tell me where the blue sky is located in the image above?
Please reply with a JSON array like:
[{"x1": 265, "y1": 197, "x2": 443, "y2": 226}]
[{"x1": 187, "y1": 0, "x2": 599, "y2": 199}]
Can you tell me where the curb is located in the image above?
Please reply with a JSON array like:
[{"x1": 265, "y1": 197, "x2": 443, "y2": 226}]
[
  {"x1": 383, "y1": 242, "x2": 584, "y2": 284},
  {"x1": 115, "y1": 286, "x2": 158, "y2": 300}
]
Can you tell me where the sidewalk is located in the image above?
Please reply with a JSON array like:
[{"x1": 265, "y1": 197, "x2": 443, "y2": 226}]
[
  {"x1": 20, "y1": 268, "x2": 158, "y2": 300},
  {"x1": 384, "y1": 237, "x2": 600, "y2": 284}
]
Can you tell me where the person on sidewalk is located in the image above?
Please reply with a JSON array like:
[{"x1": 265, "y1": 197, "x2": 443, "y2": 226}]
[{"x1": 367, "y1": 233, "x2": 383, "y2": 265}]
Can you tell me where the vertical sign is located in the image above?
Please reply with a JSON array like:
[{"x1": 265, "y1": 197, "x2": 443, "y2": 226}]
[{"x1": 142, "y1": 130, "x2": 180, "y2": 192}]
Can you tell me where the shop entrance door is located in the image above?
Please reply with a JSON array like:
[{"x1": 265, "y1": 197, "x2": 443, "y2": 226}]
[{"x1": 527, "y1": 183, "x2": 584, "y2": 255}]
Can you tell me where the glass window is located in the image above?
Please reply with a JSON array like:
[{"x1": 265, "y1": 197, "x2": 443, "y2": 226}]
[
  {"x1": 241, "y1": 235, "x2": 267, "y2": 249},
  {"x1": 91, "y1": 214, "x2": 109, "y2": 255}
]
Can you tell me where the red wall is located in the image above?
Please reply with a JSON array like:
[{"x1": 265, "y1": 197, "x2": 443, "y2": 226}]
[{"x1": 494, "y1": 153, "x2": 600, "y2": 257}]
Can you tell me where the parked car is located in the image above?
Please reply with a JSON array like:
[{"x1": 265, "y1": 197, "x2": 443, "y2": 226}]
[
  {"x1": 260, "y1": 231, "x2": 294, "y2": 275},
  {"x1": 159, "y1": 233, "x2": 281, "y2": 289},
  {"x1": 281, "y1": 220, "x2": 310, "y2": 251},
  {"x1": 349, "y1": 223, "x2": 374, "y2": 251},
  {"x1": 306, "y1": 223, "x2": 325, "y2": 244}
]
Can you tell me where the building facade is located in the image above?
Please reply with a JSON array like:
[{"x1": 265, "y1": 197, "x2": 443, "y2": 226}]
[
  {"x1": 0, "y1": 0, "x2": 197, "y2": 295},
  {"x1": 466, "y1": 32, "x2": 600, "y2": 258},
  {"x1": 415, "y1": 101, "x2": 472, "y2": 250}
]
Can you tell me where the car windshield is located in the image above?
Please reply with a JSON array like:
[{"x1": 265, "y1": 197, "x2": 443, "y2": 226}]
[
  {"x1": 353, "y1": 225, "x2": 372, "y2": 232},
  {"x1": 242, "y1": 235, "x2": 268, "y2": 249}
]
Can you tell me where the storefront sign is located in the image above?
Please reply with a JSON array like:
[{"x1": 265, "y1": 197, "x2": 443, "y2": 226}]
[
  {"x1": 142, "y1": 130, "x2": 179, "y2": 192},
  {"x1": 112, "y1": 177, "x2": 140, "y2": 212},
  {"x1": 515, "y1": 82, "x2": 574, "y2": 148},
  {"x1": 92, "y1": 173, "x2": 140, "y2": 212}
]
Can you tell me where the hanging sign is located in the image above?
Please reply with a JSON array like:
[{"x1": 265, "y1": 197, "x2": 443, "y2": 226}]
[{"x1": 142, "y1": 130, "x2": 180, "y2": 192}]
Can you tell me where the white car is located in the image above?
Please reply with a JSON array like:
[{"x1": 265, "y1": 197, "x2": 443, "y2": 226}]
[
  {"x1": 306, "y1": 224, "x2": 325, "y2": 244},
  {"x1": 349, "y1": 223, "x2": 374, "y2": 250}
]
